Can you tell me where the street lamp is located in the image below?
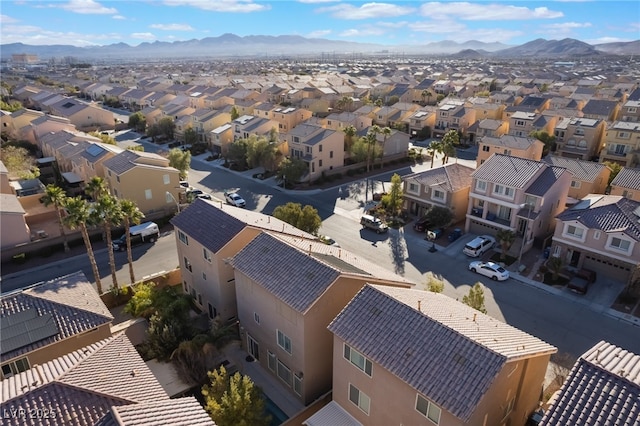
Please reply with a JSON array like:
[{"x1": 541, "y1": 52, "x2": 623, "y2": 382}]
[
  {"x1": 166, "y1": 191, "x2": 180, "y2": 213},
  {"x1": 517, "y1": 202, "x2": 533, "y2": 271}
]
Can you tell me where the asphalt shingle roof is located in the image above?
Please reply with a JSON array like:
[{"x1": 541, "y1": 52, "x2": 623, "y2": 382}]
[
  {"x1": 543, "y1": 156, "x2": 609, "y2": 182},
  {"x1": 540, "y1": 341, "x2": 640, "y2": 426},
  {"x1": 102, "y1": 150, "x2": 169, "y2": 175},
  {"x1": 472, "y1": 154, "x2": 547, "y2": 188},
  {"x1": 1, "y1": 271, "x2": 113, "y2": 363},
  {"x1": 328, "y1": 285, "x2": 556, "y2": 422},
  {"x1": 611, "y1": 167, "x2": 640, "y2": 191}
]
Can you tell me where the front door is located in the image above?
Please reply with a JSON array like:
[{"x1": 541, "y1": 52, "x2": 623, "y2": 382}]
[
  {"x1": 570, "y1": 249, "x2": 581, "y2": 267},
  {"x1": 247, "y1": 334, "x2": 260, "y2": 361},
  {"x1": 518, "y1": 218, "x2": 527, "y2": 236}
]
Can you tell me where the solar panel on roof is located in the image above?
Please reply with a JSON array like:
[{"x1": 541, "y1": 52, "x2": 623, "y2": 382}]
[
  {"x1": 86, "y1": 144, "x2": 104, "y2": 157},
  {"x1": 1, "y1": 309, "x2": 59, "y2": 354}
]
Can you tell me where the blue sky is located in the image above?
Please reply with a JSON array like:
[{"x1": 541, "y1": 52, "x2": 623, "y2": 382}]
[{"x1": 1, "y1": 0, "x2": 638, "y2": 47}]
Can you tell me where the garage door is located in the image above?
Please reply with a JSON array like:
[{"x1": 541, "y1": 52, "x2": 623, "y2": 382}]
[{"x1": 582, "y1": 253, "x2": 632, "y2": 282}]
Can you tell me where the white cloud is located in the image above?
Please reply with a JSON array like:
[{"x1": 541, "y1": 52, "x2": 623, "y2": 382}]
[
  {"x1": 150, "y1": 23, "x2": 195, "y2": 31},
  {"x1": 409, "y1": 20, "x2": 466, "y2": 34},
  {"x1": 0, "y1": 14, "x2": 19, "y2": 24},
  {"x1": 297, "y1": 0, "x2": 338, "y2": 3},
  {"x1": 408, "y1": 20, "x2": 523, "y2": 43},
  {"x1": 58, "y1": 0, "x2": 117, "y2": 14},
  {"x1": 306, "y1": 29, "x2": 332, "y2": 38},
  {"x1": 112, "y1": 15, "x2": 126, "y2": 20},
  {"x1": 0, "y1": 24, "x2": 122, "y2": 46},
  {"x1": 543, "y1": 22, "x2": 592, "y2": 30},
  {"x1": 162, "y1": 0, "x2": 269, "y2": 13},
  {"x1": 339, "y1": 27, "x2": 387, "y2": 37},
  {"x1": 131, "y1": 32, "x2": 156, "y2": 40},
  {"x1": 419, "y1": 2, "x2": 563, "y2": 21},
  {"x1": 318, "y1": 2, "x2": 415, "y2": 19}
]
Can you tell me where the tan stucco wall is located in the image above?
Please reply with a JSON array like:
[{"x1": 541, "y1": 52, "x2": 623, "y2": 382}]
[
  {"x1": 0, "y1": 212, "x2": 31, "y2": 249},
  {"x1": 108, "y1": 166, "x2": 180, "y2": 215}
]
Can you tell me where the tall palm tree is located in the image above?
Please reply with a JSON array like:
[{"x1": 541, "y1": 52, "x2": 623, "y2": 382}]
[
  {"x1": 378, "y1": 127, "x2": 392, "y2": 168},
  {"x1": 93, "y1": 194, "x2": 124, "y2": 290},
  {"x1": 120, "y1": 199, "x2": 144, "y2": 285},
  {"x1": 343, "y1": 125, "x2": 357, "y2": 152},
  {"x1": 42, "y1": 184, "x2": 70, "y2": 252},
  {"x1": 85, "y1": 176, "x2": 108, "y2": 202},
  {"x1": 428, "y1": 140, "x2": 443, "y2": 168},
  {"x1": 441, "y1": 129, "x2": 459, "y2": 164},
  {"x1": 63, "y1": 197, "x2": 103, "y2": 294},
  {"x1": 366, "y1": 125, "x2": 381, "y2": 172},
  {"x1": 496, "y1": 229, "x2": 516, "y2": 261}
]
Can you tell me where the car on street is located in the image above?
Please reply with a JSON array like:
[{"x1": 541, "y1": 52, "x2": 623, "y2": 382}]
[
  {"x1": 468, "y1": 261, "x2": 510, "y2": 281},
  {"x1": 224, "y1": 190, "x2": 246, "y2": 208},
  {"x1": 196, "y1": 194, "x2": 212, "y2": 200},
  {"x1": 187, "y1": 189, "x2": 204, "y2": 198},
  {"x1": 567, "y1": 268, "x2": 597, "y2": 294},
  {"x1": 319, "y1": 235, "x2": 340, "y2": 247},
  {"x1": 360, "y1": 214, "x2": 389, "y2": 233},
  {"x1": 413, "y1": 216, "x2": 431, "y2": 232}
]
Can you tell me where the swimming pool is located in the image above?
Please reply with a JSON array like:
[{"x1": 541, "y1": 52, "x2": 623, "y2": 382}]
[{"x1": 263, "y1": 394, "x2": 289, "y2": 426}]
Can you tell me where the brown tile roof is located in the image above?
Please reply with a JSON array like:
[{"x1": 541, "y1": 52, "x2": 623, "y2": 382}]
[
  {"x1": 404, "y1": 163, "x2": 475, "y2": 192},
  {"x1": 472, "y1": 154, "x2": 546, "y2": 188},
  {"x1": 541, "y1": 341, "x2": 640, "y2": 425},
  {"x1": 328, "y1": 285, "x2": 556, "y2": 421},
  {"x1": 611, "y1": 167, "x2": 640, "y2": 191},
  {"x1": 543, "y1": 156, "x2": 609, "y2": 181},
  {"x1": 1, "y1": 271, "x2": 113, "y2": 363},
  {"x1": 97, "y1": 397, "x2": 215, "y2": 426}
]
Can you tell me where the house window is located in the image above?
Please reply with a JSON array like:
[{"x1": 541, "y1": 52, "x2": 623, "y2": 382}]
[
  {"x1": 476, "y1": 180, "x2": 487, "y2": 192},
  {"x1": 163, "y1": 174, "x2": 170, "y2": 185},
  {"x1": 277, "y1": 360, "x2": 292, "y2": 386},
  {"x1": 416, "y1": 394, "x2": 441, "y2": 424},
  {"x1": 608, "y1": 237, "x2": 631, "y2": 252},
  {"x1": 208, "y1": 303, "x2": 215, "y2": 319},
  {"x1": 408, "y1": 182, "x2": 420, "y2": 194},
  {"x1": 617, "y1": 131, "x2": 630, "y2": 139},
  {"x1": 165, "y1": 192, "x2": 174, "y2": 204},
  {"x1": 254, "y1": 312, "x2": 260, "y2": 324},
  {"x1": 504, "y1": 149, "x2": 511, "y2": 156},
  {"x1": 311, "y1": 162, "x2": 315, "y2": 173},
  {"x1": 628, "y1": 107, "x2": 638, "y2": 113},
  {"x1": 432, "y1": 189, "x2": 445, "y2": 202},
  {"x1": 293, "y1": 136, "x2": 299, "y2": 143},
  {"x1": 1, "y1": 357, "x2": 30, "y2": 379},
  {"x1": 247, "y1": 334, "x2": 260, "y2": 361},
  {"x1": 515, "y1": 120, "x2": 525, "y2": 127},
  {"x1": 305, "y1": 146, "x2": 311, "y2": 154},
  {"x1": 184, "y1": 256, "x2": 192, "y2": 272},
  {"x1": 613, "y1": 144, "x2": 627, "y2": 155},
  {"x1": 482, "y1": 145, "x2": 490, "y2": 152},
  {"x1": 319, "y1": 144, "x2": 323, "y2": 152},
  {"x1": 574, "y1": 128, "x2": 584, "y2": 136},
  {"x1": 268, "y1": 351, "x2": 276, "y2": 372},
  {"x1": 145, "y1": 189, "x2": 152, "y2": 200},
  {"x1": 277, "y1": 330, "x2": 292, "y2": 354},
  {"x1": 497, "y1": 205, "x2": 512, "y2": 221},
  {"x1": 294, "y1": 373, "x2": 303, "y2": 396},
  {"x1": 493, "y1": 184, "x2": 514, "y2": 198},
  {"x1": 178, "y1": 230, "x2": 189, "y2": 245},
  {"x1": 116, "y1": 176, "x2": 121, "y2": 183},
  {"x1": 202, "y1": 272, "x2": 207, "y2": 280},
  {"x1": 319, "y1": 160, "x2": 323, "y2": 167},
  {"x1": 571, "y1": 180, "x2": 581, "y2": 188},
  {"x1": 564, "y1": 224, "x2": 584, "y2": 239},
  {"x1": 330, "y1": 151, "x2": 333, "y2": 159},
  {"x1": 344, "y1": 344, "x2": 373, "y2": 376},
  {"x1": 203, "y1": 248, "x2": 211, "y2": 262},
  {"x1": 594, "y1": 230, "x2": 601, "y2": 240},
  {"x1": 349, "y1": 384, "x2": 371, "y2": 415}
]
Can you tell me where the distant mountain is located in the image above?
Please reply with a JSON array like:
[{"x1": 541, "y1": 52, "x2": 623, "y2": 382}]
[
  {"x1": 450, "y1": 49, "x2": 486, "y2": 59},
  {"x1": 494, "y1": 38, "x2": 600, "y2": 57},
  {"x1": 1, "y1": 35, "x2": 637, "y2": 61}
]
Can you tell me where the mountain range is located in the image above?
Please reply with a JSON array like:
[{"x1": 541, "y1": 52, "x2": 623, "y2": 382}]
[{"x1": 1, "y1": 34, "x2": 638, "y2": 61}]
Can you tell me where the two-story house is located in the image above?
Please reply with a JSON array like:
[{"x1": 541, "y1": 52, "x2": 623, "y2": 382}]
[
  {"x1": 47, "y1": 98, "x2": 113, "y2": 130},
  {"x1": 609, "y1": 167, "x2": 640, "y2": 200},
  {"x1": 507, "y1": 111, "x2": 557, "y2": 138},
  {"x1": 233, "y1": 115, "x2": 278, "y2": 141},
  {"x1": 232, "y1": 233, "x2": 413, "y2": 406},
  {"x1": 582, "y1": 99, "x2": 620, "y2": 122},
  {"x1": 620, "y1": 100, "x2": 640, "y2": 122},
  {"x1": 311, "y1": 284, "x2": 556, "y2": 426},
  {"x1": 542, "y1": 156, "x2": 611, "y2": 201},
  {"x1": 551, "y1": 195, "x2": 640, "y2": 281},
  {"x1": 103, "y1": 150, "x2": 181, "y2": 215},
  {"x1": 476, "y1": 135, "x2": 544, "y2": 167},
  {"x1": 599, "y1": 121, "x2": 640, "y2": 167},
  {"x1": 324, "y1": 111, "x2": 373, "y2": 133},
  {"x1": 73, "y1": 141, "x2": 124, "y2": 183},
  {"x1": 466, "y1": 154, "x2": 571, "y2": 255},
  {"x1": 403, "y1": 163, "x2": 475, "y2": 223},
  {"x1": 470, "y1": 118, "x2": 509, "y2": 141},
  {"x1": 288, "y1": 123, "x2": 343, "y2": 182},
  {"x1": 407, "y1": 109, "x2": 436, "y2": 139},
  {"x1": 271, "y1": 106, "x2": 313, "y2": 134},
  {"x1": 433, "y1": 100, "x2": 466, "y2": 137},
  {"x1": 554, "y1": 117, "x2": 606, "y2": 161}
]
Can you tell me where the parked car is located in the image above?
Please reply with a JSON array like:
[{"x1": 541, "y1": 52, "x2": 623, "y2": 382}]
[
  {"x1": 224, "y1": 190, "x2": 246, "y2": 208},
  {"x1": 319, "y1": 235, "x2": 340, "y2": 247},
  {"x1": 360, "y1": 214, "x2": 388, "y2": 233},
  {"x1": 413, "y1": 216, "x2": 431, "y2": 232},
  {"x1": 187, "y1": 189, "x2": 204, "y2": 198},
  {"x1": 196, "y1": 193, "x2": 212, "y2": 200},
  {"x1": 468, "y1": 261, "x2": 510, "y2": 281},
  {"x1": 112, "y1": 221, "x2": 159, "y2": 252},
  {"x1": 567, "y1": 268, "x2": 597, "y2": 294},
  {"x1": 463, "y1": 235, "x2": 496, "y2": 257}
]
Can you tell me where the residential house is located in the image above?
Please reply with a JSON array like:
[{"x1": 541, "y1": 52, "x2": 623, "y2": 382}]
[
  {"x1": 433, "y1": 80, "x2": 455, "y2": 96},
  {"x1": 403, "y1": 163, "x2": 475, "y2": 222},
  {"x1": 543, "y1": 156, "x2": 611, "y2": 200},
  {"x1": 38, "y1": 130, "x2": 100, "y2": 173},
  {"x1": 433, "y1": 100, "x2": 466, "y2": 137},
  {"x1": 232, "y1": 232, "x2": 413, "y2": 405},
  {"x1": 169, "y1": 199, "x2": 315, "y2": 322},
  {"x1": 0, "y1": 271, "x2": 113, "y2": 379},
  {"x1": 469, "y1": 118, "x2": 509, "y2": 142},
  {"x1": 313, "y1": 284, "x2": 556, "y2": 426},
  {"x1": 599, "y1": 121, "x2": 640, "y2": 167},
  {"x1": 540, "y1": 341, "x2": 639, "y2": 426},
  {"x1": 609, "y1": 167, "x2": 640, "y2": 200},
  {"x1": 271, "y1": 106, "x2": 313, "y2": 134},
  {"x1": 210, "y1": 123, "x2": 234, "y2": 155},
  {"x1": 620, "y1": 100, "x2": 640, "y2": 122},
  {"x1": 507, "y1": 111, "x2": 557, "y2": 138},
  {"x1": 476, "y1": 135, "x2": 544, "y2": 167},
  {"x1": 73, "y1": 142, "x2": 124, "y2": 183},
  {"x1": 466, "y1": 154, "x2": 571, "y2": 255},
  {"x1": 554, "y1": 117, "x2": 606, "y2": 161},
  {"x1": 0, "y1": 193, "x2": 31, "y2": 249},
  {"x1": 18, "y1": 114, "x2": 75, "y2": 145},
  {"x1": 551, "y1": 195, "x2": 640, "y2": 281},
  {"x1": 288, "y1": 123, "x2": 344, "y2": 182},
  {"x1": 1, "y1": 108, "x2": 44, "y2": 140},
  {"x1": 120, "y1": 88, "x2": 155, "y2": 110},
  {"x1": 233, "y1": 115, "x2": 278, "y2": 141},
  {"x1": 103, "y1": 150, "x2": 181, "y2": 215},
  {"x1": 581, "y1": 99, "x2": 620, "y2": 122},
  {"x1": 324, "y1": 111, "x2": 373, "y2": 133},
  {"x1": 469, "y1": 102, "x2": 505, "y2": 121},
  {"x1": 48, "y1": 98, "x2": 113, "y2": 130},
  {"x1": 407, "y1": 109, "x2": 436, "y2": 139}
]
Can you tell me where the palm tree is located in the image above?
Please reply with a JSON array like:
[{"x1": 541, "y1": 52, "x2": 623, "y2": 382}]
[
  {"x1": 93, "y1": 194, "x2": 124, "y2": 290},
  {"x1": 85, "y1": 176, "x2": 108, "y2": 201},
  {"x1": 120, "y1": 199, "x2": 144, "y2": 285},
  {"x1": 366, "y1": 125, "x2": 381, "y2": 172},
  {"x1": 441, "y1": 129, "x2": 459, "y2": 164},
  {"x1": 378, "y1": 126, "x2": 392, "y2": 168},
  {"x1": 428, "y1": 140, "x2": 443, "y2": 168},
  {"x1": 343, "y1": 125, "x2": 357, "y2": 152},
  {"x1": 421, "y1": 89, "x2": 433, "y2": 106},
  {"x1": 63, "y1": 197, "x2": 103, "y2": 294},
  {"x1": 42, "y1": 184, "x2": 70, "y2": 252},
  {"x1": 496, "y1": 229, "x2": 516, "y2": 261}
]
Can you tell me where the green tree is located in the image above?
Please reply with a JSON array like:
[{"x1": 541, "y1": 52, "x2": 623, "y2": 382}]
[
  {"x1": 603, "y1": 161, "x2": 622, "y2": 185},
  {"x1": 128, "y1": 111, "x2": 146, "y2": 133},
  {"x1": 337, "y1": 96, "x2": 353, "y2": 112},
  {"x1": 226, "y1": 139, "x2": 249, "y2": 170},
  {"x1": 496, "y1": 229, "x2": 516, "y2": 261},
  {"x1": 230, "y1": 106, "x2": 240, "y2": 121},
  {"x1": 42, "y1": 185, "x2": 70, "y2": 252},
  {"x1": 386, "y1": 95, "x2": 399, "y2": 106},
  {"x1": 366, "y1": 125, "x2": 381, "y2": 172},
  {"x1": 246, "y1": 135, "x2": 278, "y2": 171},
  {"x1": 441, "y1": 129, "x2": 459, "y2": 164},
  {"x1": 92, "y1": 192, "x2": 123, "y2": 290},
  {"x1": 547, "y1": 256, "x2": 564, "y2": 282},
  {"x1": 381, "y1": 173, "x2": 403, "y2": 218},
  {"x1": 158, "y1": 117, "x2": 176, "y2": 140},
  {"x1": 0, "y1": 100, "x2": 23, "y2": 112},
  {"x1": 119, "y1": 199, "x2": 144, "y2": 285},
  {"x1": 89, "y1": 131, "x2": 117, "y2": 145},
  {"x1": 462, "y1": 282, "x2": 487, "y2": 314},
  {"x1": 529, "y1": 130, "x2": 556, "y2": 156},
  {"x1": 63, "y1": 197, "x2": 103, "y2": 293},
  {"x1": 427, "y1": 140, "x2": 443, "y2": 168},
  {"x1": 350, "y1": 137, "x2": 369, "y2": 164},
  {"x1": 425, "y1": 205, "x2": 453, "y2": 229},
  {"x1": 272, "y1": 202, "x2": 321, "y2": 235},
  {"x1": 202, "y1": 366, "x2": 270, "y2": 426},
  {"x1": 342, "y1": 125, "x2": 357, "y2": 152},
  {"x1": 276, "y1": 157, "x2": 307, "y2": 187},
  {"x1": 0, "y1": 145, "x2": 39, "y2": 179},
  {"x1": 167, "y1": 148, "x2": 192, "y2": 179},
  {"x1": 147, "y1": 123, "x2": 161, "y2": 141},
  {"x1": 85, "y1": 176, "x2": 107, "y2": 201},
  {"x1": 124, "y1": 281, "x2": 156, "y2": 318},
  {"x1": 421, "y1": 89, "x2": 432, "y2": 106},
  {"x1": 184, "y1": 127, "x2": 198, "y2": 145},
  {"x1": 426, "y1": 273, "x2": 444, "y2": 293}
]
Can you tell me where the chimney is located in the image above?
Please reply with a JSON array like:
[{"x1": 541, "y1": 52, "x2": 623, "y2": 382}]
[
  {"x1": 473, "y1": 313, "x2": 477, "y2": 322},
  {"x1": 309, "y1": 244, "x2": 312, "y2": 255},
  {"x1": 338, "y1": 249, "x2": 341, "y2": 258},
  {"x1": 268, "y1": 216, "x2": 270, "y2": 223},
  {"x1": 417, "y1": 300, "x2": 421, "y2": 312}
]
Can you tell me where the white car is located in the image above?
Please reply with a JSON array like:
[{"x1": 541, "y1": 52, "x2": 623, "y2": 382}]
[
  {"x1": 468, "y1": 261, "x2": 510, "y2": 281},
  {"x1": 320, "y1": 236, "x2": 340, "y2": 247},
  {"x1": 224, "y1": 191, "x2": 246, "y2": 208}
]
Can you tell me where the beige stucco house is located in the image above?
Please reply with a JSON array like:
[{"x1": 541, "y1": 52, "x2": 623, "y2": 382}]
[
  {"x1": 288, "y1": 123, "x2": 344, "y2": 182},
  {"x1": 554, "y1": 117, "x2": 606, "y2": 161},
  {"x1": 609, "y1": 167, "x2": 640, "y2": 200},
  {"x1": 476, "y1": 135, "x2": 544, "y2": 167},
  {"x1": 48, "y1": 98, "x2": 114, "y2": 130},
  {"x1": 542, "y1": 156, "x2": 611, "y2": 200},
  {"x1": 0, "y1": 193, "x2": 31, "y2": 249},
  {"x1": 306, "y1": 284, "x2": 556, "y2": 426},
  {"x1": 599, "y1": 121, "x2": 640, "y2": 167}
]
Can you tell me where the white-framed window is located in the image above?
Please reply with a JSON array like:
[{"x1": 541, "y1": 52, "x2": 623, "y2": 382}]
[
  {"x1": 617, "y1": 131, "x2": 630, "y2": 139},
  {"x1": 349, "y1": 384, "x2": 370, "y2": 415},
  {"x1": 493, "y1": 184, "x2": 514, "y2": 198},
  {"x1": 294, "y1": 373, "x2": 303, "y2": 396},
  {"x1": 475, "y1": 180, "x2": 487, "y2": 192},
  {"x1": 178, "y1": 230, "x2": 189, "y2": 245},
  {"x1": 416, "y1": 394, "x2": 441, "y2": 425},
  {"x1": 184, "y1": 256, "x2": 192, "y2": 272},
  {"x1": 203, "y1": 248, "x2": 211, "y2": 262},
  {"x1": 254, "y1": 312, "x2": 260, "y2": 324},
  {"x1": 607, "y1": 236, "x2": 631, "y2": 253},
  {"x1": 574, "y1": 128, "x2": 584, "y2": 136},
  {"x1": 497, "y1": 205, "x2": 512, "y2": 220},
  {"x1": 628, "y1": 107, "x2": 638, "y2": 113},
  {"x1": 145, "y1": 189, "x2": 152, "y2": 200},
  {"x1": 571, "y1": 180, "x2": 581, "y2": 188},
  {"x1": 515, "y1": 120, "x2": 525, "y2": 127},
  {"x1": 268, "y1": 351, "x2": 276, "y2": 372},
  {"x1": 431, "y1": 188, "x2": 445, "y2": 202},
  {"x1": 163, "y1": 174, "x2": 170, "y2": 185},
  {"x1": 563, "y1": 224, "x2": 585, "y2": 241},
  {"x1": 593, "y1": 230, "x2": 601, "y2": 240},
  {"x1": 165, "y1": 192, "x2": 173, "y2": 204},
  {"x1": 482, "y1": 145, "x2": 490, "y2": 152},
  {"x1": 247, "y1": 334, "x2": 260, "y2": 361},
  {"x1": 407, "y1": 182, "x2": 420, "y2": 195},
  {"x1": 277, "y1": 330, "x2": 292, "y2": 355},
  {"x1": 344, "y1": 343, "x2": 373, "y2": 377},
  {"x1": 1, "y1": 357, "x2": 30, "y2": 379},
  {"x1": 504, "y1": 149, "x2": 511, "y2": 155},
  {"x1": 277, "y1": 360, "x2": 292, "y2": 386}
]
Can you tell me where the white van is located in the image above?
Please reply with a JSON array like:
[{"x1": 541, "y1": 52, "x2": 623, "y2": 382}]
[
  {"x1": 463, "y1": 235, "x2": 496, "y2": 257},
  {"x1": 112, "y1": 221, "x2": 160, "y2": 251}
]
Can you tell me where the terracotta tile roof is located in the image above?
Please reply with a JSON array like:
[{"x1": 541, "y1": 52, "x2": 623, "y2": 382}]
[
  {"x1": 472, "y1": 154, "x2": 546, "y2": 188},
  {"x1": 328, "y1": 285, "x2": 556, "y2": 421},
  {"x1": 543, "y1": 156, "x2": 609, "y2": 182},
  {"x1": 2, "y1": 333, "x2": 169, "y2": 426},
  {"x1": 97, "y1": 397, "x2": 215, "y2": 426},
  {"x1": 540, "y1": 341, "x2": 640, "y2": 425},
  {"x1": 556, "y1": 195, "x2": 640, "y2": 240},
  {"x1": 611, "y1": 167, "x2": 640, "y2": 191},
  {"x1": 1, "y1": 271, "x2": 113, "y2": 363}
]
